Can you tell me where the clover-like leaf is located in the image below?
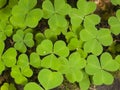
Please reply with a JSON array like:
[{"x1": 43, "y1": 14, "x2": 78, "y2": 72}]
[
  {"x1": 69, "y1": 52, "x2": 86, "y2": 69},
  {"x1": 59, "y1": 52, "x2": 86, "y2": 83},
  {"x1": 77, "y1": 0, "x2": 96, "y2": 16},
  {"x1": 84, "y1": 39, "x2": 103, "y2": 56},
  {"x1": 25, "y1": 9, "x2": 43, "y2": 27},
  {"x1": 69, "y1": 8, "x2": 83, "y2": 32},
  {"x1": 68, "y1": 38, "x2": 83, "y2": 50},
  {"x1": 11, "y1": 65, "x2": 28, "y2": 85},
  {"x1": 17, "y1": 54, "x2": 33, "y2": 77},
  {"x1": 13, "y1": 30, "x2": 34, "y2": 53},
  {"x1": 18, "y1": 0, "x2": 37, "y2": 10},
  {"x1": 0, "y1": 21, "x2": 13, "y2": 40},
  {"x1": 79, "y1": 72, "x2": 90, "y2": 90},
  {"x1": 85, "y1": 52, "x2": 119, "y2": 85},
  {"x1": 85, "y1": 55, "x2": 101, "y2": 75},
  {"x1": 100, "y1": 52, "x2": 119, "y2": 71},
  {"x1": 2, "y1": 48, "x2": 17, "y2": 67},
  {"x1": 24, "y1": 82, "x2": 43, "y2": 90},
  {"x1": 42, "y1": 0, "x2": 70, "y2": 29},
  {"x1": 93, "y1": 70, "x2": 114, "y2": 85},
  {"x1": 36, "y1": 39, "x2": 53, "y2": 56},
  {"x1": 80, "y1": 28, "x2": 112, "y2": 55},
  {"x1": 0, "y1": 83, "x2": 16, "y2": 90},
  {"x1": 41, "y1": 54, "x2": 61, "y2": 70},
  {"x1": 80, "y1": 28, "x2": 97, "y2": 41},
  {"x1": 65, "y1": 69, "x2": 83, "y2": 83},
  {"x1": 10, "y1": 0, "x2": 43, "y2": 28},
  {"x1": 30, "y1": 52, "x2": 41, "y2": 68},
  {"x1": 84, "y1": 14, "x2": 100, "y2": 29},
  {"x1": 38, "y1": 69, "x2": 63, "y2": 90},
  {"x1": 54, "y1": 40, "x2": 69, "y2": 57},
  {"x1": 108, "y1": 10, "x2": 120, "y2": 35},
  {"x1": 97, "y1": 28, "x2": 113, "y2": 46}
]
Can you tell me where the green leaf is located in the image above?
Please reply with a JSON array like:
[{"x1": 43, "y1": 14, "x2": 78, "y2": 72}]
[
  {"x1": 44, "y1": 29, "x2": 57, "y2": 42},
  {"x1": 97, "y1": 28, "x2": 113, "y2": 46},
  {"x1": 21, "y1": 66, "x2": 33, "y2": 77},
  {"x1": 41, "y1": 54, "x2": 61, "y2": 70},
  {"x1": 2, "y1": 48, "x2": 17, "y2": 67},
  {"x1": 36, "y1": 39, "x2": 53, "y2": 56},
  {"x1": 100, "y1": 52, "x2": 119, "y2": 71},
  {"x1": 0, "y1": 40, "x2": 4, "y2": 55},
  {"x1": 0, "y1": 83, "x2": 9, "y2": 90},
  {"x1": 0, "y1": 21, "x2": 13, "y2": 40},
  {"x1": 1, "y1": 83, "x2": 16, "y2": 90},
  {"x1": 84, "y1": 39, "x2": 103, "y2": 56},
  {"x1": 26, "y1": 9, "x2": 43, "y2": 28},
  {"x1": 65, "y1": 69, "x2": 83, "y2": 83},
  {"x1": 24, "y1": 33, "x2": 34, "y2": 47},
  {"x1": 69, "y1": 8, "x2": 83, "y2": 32},
  {"x1": 111, "y1": 0, "x2": 120, "y2": 5},
  {"x1": 0, "y1": 0, "x2": 7, "y2": 8},
  {"x1": 108, "y1": 10, "x2": 120, "y2": 35},
  {"x1": 18, "y1": 0, "x2": 37, "y2": 10},
  {"x1": 10, "y1": 0, "x2": 42, "y2": 28},
  {"x1": 54, "y1": 0, "x2": 71, "y2": 15},
  {"x1": 85, "y1": 55, "x2": 101, "y2": 75},
  {"x1": 54, "y1": 40, "x2": 69, "y2": 57},
  {"x1": 68, "y1": 38, "x2": 83, "y2": 50},
  {"x1": 42, "y1": 0, "x2": 54, "y2": 19},
  {"x1": 24, "y1": 82, "x2": 43, "y2": 90},
  {"x1": 17, "y1": 54, "x2": 33, "y2": 77},
  {"x1": 69, "y1": 52, "x2": 86, "y2": 69},
  {"x1": 93, "y1": 70, "x2": 114, "y2": 85},
  {"x1": 30, "y1": 52, "x2": 41, "y2": 68},
  {"x1": 0, "y1": 60, "x2": 5, "y2": 75},
  {"x1": 38, "y1": 69, "x2": 63, "y2": 90},
  {"x1": 35, "y1": 33, "x2": 45, "y2": 45},
  {"x1": 84, "y1": 14, "x2": 100, "y2": 29},
  {"x1": 17, "y1": 54, "x2": 29, "y2": 68},
  {"x1": 80, "y1": 28, "x2": 97, "y2": 41},
  {"x1": 42, "y1": 0, "x2": 69, "y2": 29},
  {"x1": 14, "y1": 42, "x2": 26, "y2": 53},
  {"x1": 48, "y1": 14, "x2": 68, "y2": 29},
  {"x1": 79, "y1": 72, "x2": 90, "y2": 90},
  {"x1": 11, "y1": 65, "x2": 28, "y2": 85},
  {"x1": 77, "y1": 0, "x2": 96, "y2": 16}
]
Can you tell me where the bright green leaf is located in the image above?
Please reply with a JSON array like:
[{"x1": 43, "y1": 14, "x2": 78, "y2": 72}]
[
  {"x1": 30, "y1": 52, "x2": 41, "y2": 68},
  {"x1": 77, "y1": 0, "x2": 96, "y2": 16},
  {"x1": 85, "y1": 55, "x2": 101, "y2": 75},
  {"x1": 54, "y1": 40, "x2": 69, "y2": 57},
  {"x1": 108, "y1": 10, "x2": 120, "y2": 35},
  {"x1": 97, "y1": 28, "x2": 113, "y2": 46},
  {"x1": 100, "y1": 52, "x2": 119, "y2": 71},
  {"x1": 38, "y1": 69, "x2": 63, "y2": 90},
  {"x1": 2, "y1": 48, "x2": 17, "y2": 67},
  {"x1": 93, "y1": 70, "x2": 114, "y2": 85},
  {"x1": 84, "y1": 39, "x2": 103, "y2": 56},
  {"x1": 24, "y1": 82, "x2": 43, "y2": 90},
  {"x1": 41, "y1": 54, "x2": 61, "y2": 70},
  {"x1": 36, "y1": 39, "x2": 53, "y2": 55}
]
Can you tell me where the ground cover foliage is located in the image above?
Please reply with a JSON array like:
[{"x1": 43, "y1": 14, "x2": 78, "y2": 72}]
[{"x1": 0, "y1": 0, "x2": 120, "y2": 90}]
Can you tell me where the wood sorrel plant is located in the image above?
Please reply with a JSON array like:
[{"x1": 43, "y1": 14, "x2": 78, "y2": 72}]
[{"x1": 0, "y1": 0, "x2": 120, "y2": 90}]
